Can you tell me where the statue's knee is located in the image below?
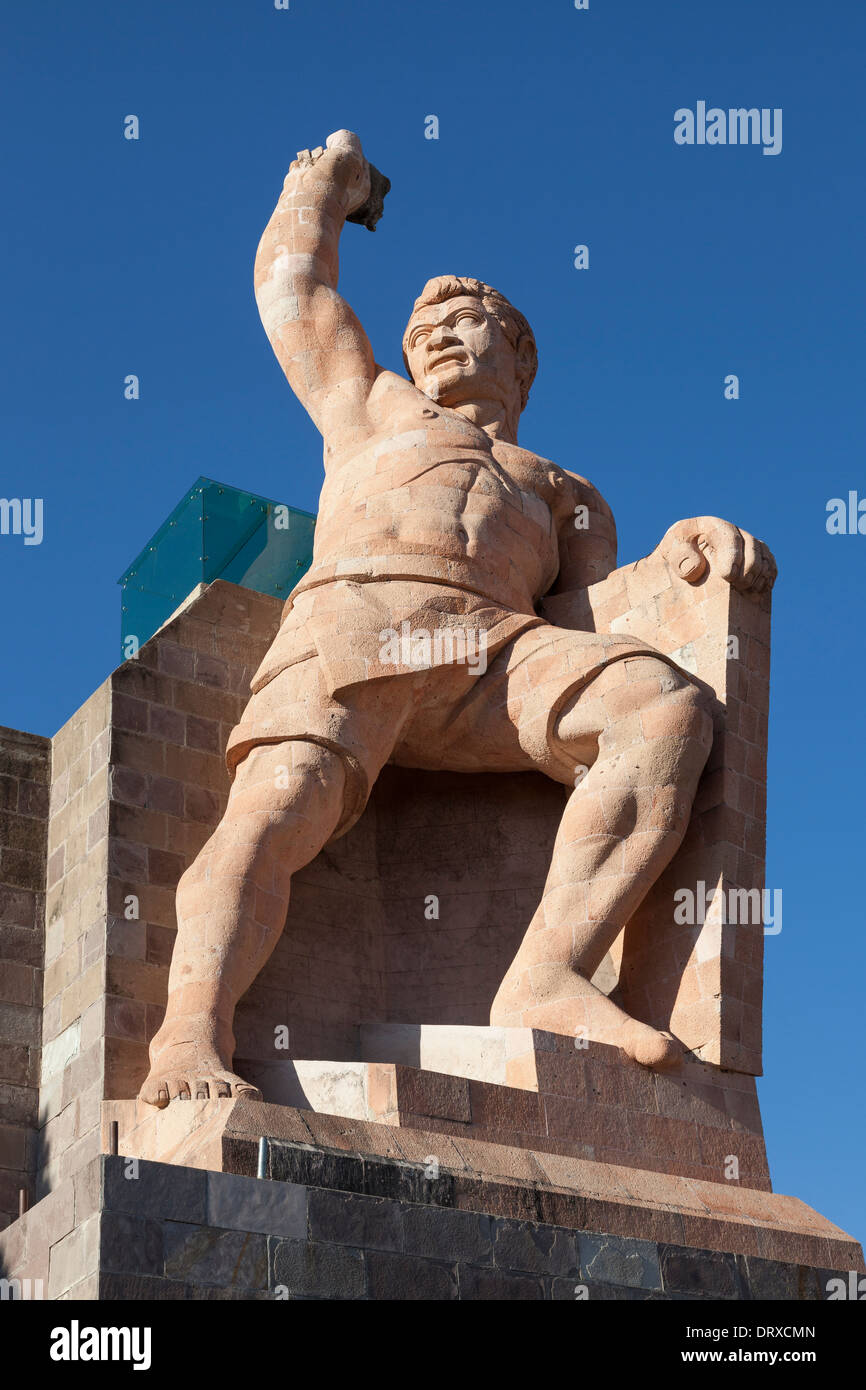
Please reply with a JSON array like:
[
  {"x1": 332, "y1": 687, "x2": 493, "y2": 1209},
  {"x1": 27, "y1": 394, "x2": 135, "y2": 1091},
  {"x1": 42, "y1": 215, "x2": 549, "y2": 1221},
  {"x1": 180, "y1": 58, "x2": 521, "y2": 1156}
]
[
  {"x1": 638, "y1": 678, "x2": 714, "y2": 790},
  {"x1": 227, "y1": 740, "x2": 348, "y2": 863},
  {"x1": 664, "y1": 677, "x2": 714, "y2": 751},
  {"x1": 555, "y1": 657, "x2": 712, "y2": 751}
]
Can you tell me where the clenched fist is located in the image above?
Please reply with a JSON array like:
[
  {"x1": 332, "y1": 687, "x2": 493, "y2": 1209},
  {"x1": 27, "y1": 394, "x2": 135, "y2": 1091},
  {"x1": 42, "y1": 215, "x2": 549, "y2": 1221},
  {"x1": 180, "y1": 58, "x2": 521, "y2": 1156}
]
[{"x1": 285, "y1": 129, "x2": 371, "y2": 219}]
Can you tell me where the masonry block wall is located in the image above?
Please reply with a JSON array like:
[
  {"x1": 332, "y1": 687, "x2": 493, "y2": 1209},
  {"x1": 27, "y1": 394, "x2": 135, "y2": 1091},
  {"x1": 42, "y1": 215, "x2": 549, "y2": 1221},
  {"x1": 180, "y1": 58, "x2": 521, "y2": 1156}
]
[
  {"x1": 39, "y1": 686, "x2": 111, "y2": 1198},
  {"x1": 0, "y1": 727, "x2": 50, "y2": 1228},
  {"x1": 371, "y1": 767, "x2": 564, "y2": 1029}
]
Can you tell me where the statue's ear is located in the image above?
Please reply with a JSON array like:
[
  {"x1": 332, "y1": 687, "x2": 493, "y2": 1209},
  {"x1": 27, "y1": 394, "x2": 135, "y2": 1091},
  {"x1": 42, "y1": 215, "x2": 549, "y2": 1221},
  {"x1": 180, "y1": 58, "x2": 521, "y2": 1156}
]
[{"x1": 515, "y1": 333, "x2": 538, "y2": 401}]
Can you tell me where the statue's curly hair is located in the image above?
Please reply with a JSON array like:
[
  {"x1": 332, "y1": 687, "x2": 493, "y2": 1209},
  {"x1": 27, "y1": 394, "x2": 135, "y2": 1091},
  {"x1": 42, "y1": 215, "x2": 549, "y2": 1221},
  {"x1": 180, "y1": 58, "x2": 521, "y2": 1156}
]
[{"x1": 402, "y1": 275, "x2": 538, "y2": 412}]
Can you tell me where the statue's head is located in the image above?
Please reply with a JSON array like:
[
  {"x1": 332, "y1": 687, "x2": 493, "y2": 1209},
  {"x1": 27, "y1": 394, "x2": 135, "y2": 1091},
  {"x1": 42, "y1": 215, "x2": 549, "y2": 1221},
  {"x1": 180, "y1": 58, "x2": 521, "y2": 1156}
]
[{"x1": 402, "y1": 276, "x2": 538, "y2": 427}]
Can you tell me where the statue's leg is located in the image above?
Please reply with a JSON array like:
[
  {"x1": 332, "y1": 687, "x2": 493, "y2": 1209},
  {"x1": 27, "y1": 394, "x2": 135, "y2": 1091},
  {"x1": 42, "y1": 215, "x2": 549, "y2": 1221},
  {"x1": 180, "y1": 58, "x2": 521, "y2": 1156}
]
[
  {"x1": 140, "y1": 654, "x2": 416, "y2": 1107},
  {"x1": 139, "y1": 738, "x2": 348, "y2": 1107},
  {"x1": 490, "y1": 655, "x2": 713, "y2": 1068}
]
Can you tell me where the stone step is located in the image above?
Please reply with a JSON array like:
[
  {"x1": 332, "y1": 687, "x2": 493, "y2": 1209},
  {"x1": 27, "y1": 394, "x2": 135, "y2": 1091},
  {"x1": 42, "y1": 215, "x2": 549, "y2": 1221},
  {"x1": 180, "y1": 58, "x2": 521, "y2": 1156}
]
[{"x1": 227, "y1": 1025, "x2": 769, "y2": 1187}]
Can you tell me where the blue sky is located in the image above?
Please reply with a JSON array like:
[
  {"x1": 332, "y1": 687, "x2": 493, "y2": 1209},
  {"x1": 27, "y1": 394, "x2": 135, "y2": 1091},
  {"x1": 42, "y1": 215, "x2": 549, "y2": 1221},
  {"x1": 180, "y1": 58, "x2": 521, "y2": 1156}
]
[{"x1": 2, "y1": 1, "x2": 864, "y2": 1249}]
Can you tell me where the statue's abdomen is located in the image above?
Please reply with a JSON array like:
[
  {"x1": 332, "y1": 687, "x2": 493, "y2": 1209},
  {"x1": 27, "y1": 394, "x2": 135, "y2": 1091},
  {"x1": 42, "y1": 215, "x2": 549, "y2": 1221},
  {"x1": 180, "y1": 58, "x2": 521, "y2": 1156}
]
[{"x1": 298, "y1": 446, "x2": 559, "y2": 612}]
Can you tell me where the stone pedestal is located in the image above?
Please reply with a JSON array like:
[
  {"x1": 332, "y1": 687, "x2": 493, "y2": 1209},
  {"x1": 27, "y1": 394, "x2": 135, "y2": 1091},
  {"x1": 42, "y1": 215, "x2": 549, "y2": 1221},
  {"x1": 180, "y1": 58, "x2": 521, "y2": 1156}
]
[{"x1": 1, "y1": 1028, "x2": 860, "y2": 1300}]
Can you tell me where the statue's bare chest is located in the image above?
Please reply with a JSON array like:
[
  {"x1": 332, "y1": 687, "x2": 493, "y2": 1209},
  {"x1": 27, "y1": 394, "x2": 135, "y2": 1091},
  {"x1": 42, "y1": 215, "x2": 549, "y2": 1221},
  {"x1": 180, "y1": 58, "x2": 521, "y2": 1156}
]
[{"x1": 335, "y1": 407, "x2": 574, "y2": 526}]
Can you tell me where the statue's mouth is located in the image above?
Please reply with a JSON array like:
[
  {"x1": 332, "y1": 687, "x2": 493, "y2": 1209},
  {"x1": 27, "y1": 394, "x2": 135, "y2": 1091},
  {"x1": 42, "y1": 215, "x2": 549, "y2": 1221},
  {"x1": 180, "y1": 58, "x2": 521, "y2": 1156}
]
[{"x1": 428, "y1": 350, "x2": 468, "y2": 371}]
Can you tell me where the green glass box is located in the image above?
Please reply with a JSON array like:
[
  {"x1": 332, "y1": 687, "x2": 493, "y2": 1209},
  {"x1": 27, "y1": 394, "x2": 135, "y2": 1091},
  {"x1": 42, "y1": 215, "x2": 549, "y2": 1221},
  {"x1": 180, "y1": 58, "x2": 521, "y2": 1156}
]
[{"x1": 118, "y1": 476, "x2": 315, "y2": 654}]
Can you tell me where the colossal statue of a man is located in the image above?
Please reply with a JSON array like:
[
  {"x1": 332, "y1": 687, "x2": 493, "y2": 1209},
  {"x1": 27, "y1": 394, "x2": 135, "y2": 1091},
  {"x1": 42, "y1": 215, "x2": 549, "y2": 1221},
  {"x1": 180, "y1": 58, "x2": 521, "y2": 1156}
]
[{"x1": 141, "y1": 130, "x2": 775, "y2": 1106}]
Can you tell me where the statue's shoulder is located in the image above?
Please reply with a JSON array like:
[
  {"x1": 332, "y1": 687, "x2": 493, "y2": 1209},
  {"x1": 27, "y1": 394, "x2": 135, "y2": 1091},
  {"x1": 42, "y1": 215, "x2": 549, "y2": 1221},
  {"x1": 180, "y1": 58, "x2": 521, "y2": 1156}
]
[{"x1": 562, "y1": 468, "x2": 614, "y2": 520}]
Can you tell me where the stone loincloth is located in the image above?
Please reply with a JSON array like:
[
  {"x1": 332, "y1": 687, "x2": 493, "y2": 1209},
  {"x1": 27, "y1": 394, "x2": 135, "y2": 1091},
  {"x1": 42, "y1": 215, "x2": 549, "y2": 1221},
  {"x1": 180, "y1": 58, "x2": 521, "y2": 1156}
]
[{"x1": 226, "y1": 578, "x2": 682, "y2": 839}]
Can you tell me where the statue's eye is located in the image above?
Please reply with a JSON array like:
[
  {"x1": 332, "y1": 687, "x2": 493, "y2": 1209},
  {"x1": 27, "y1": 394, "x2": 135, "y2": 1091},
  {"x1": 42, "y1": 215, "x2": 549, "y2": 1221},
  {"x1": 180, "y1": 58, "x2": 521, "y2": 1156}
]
[
  {"x1": 455, "y1": 313, "x2": 478, "y2": 327},
  {"x1": 411, "y1": 329, "x2": 430, "y2": 347}
]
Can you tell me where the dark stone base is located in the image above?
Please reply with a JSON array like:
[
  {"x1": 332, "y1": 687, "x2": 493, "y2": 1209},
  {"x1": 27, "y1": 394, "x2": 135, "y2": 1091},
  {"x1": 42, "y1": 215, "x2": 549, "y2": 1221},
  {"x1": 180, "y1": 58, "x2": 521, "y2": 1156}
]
[{"x1": 1, "y1": 1149, "x2": 849, "y2": 1301}]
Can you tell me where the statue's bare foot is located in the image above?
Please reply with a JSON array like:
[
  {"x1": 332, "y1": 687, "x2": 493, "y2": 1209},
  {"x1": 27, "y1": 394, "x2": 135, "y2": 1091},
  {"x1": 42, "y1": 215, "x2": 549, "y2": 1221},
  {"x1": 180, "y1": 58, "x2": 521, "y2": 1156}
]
[
  {"x1": 139, "y1": 1021, "x2": 262, "y2": 1108},
  {"x1": 490, "y1": 966, "x2": 683, "y2": 1070}
]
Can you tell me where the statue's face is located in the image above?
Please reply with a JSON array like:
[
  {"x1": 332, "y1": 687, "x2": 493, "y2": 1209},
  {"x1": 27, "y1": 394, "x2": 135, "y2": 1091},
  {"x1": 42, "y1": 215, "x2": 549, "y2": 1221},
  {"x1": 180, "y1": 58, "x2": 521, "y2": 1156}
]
[{"x1": 405, "y1": 295, "x2": 517, "y2": 407}]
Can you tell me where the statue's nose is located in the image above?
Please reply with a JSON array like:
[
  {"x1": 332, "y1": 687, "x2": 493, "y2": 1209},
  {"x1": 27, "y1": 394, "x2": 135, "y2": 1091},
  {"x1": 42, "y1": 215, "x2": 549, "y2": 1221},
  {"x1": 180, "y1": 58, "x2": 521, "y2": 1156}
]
[{"x1": 428, "y1": 325, "x2": 458, "y2": 349}]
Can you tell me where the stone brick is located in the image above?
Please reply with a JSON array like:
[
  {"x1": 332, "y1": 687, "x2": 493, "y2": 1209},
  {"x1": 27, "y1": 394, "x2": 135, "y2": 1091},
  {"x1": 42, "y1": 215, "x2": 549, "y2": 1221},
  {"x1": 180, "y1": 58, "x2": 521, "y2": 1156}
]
[
  {"x1": 0, "y1": 961, "x2": 37, "y2": 1006},
  {"x1": 457, "y1": 1264, "x2": 545, "y2": 1300},
  {"x1": 580, "y1": 1280, "x2": 663, "y2": 1300},
  {"x1": 144, "y1": 925, "x2": 175, "y2": 968},
  {"x1": 396, "y1": 1068, "x2": 472, "y2": 1123},
  {"x1": 493, "y1": 1218, "x2": 579, "y2": 1277},
  {"x1": 148, "y1": 705, "x2": 186, "y2": 745},
  {"x1": 105, "y1": 996, "x2": 147, "y2": 1042},
  {"x1": 148, "y1": 777, "x2": 184, "y2": 818},
  {"x1": 163, "y1": 1222, "x2": 267, "y2": 1290},
  {"x1": 47, "y1": 1214, "x2": 99, "y2": 1298},
  {"x1": 578, "y1": 1232, "x2": 662, "y2": 1290},
  {"x1": 184, "y1": 785, "x2": 221, "y2": 825},
  {"x1": 0, "y1": 1043, "x2": 34, "y2": 1087},
  {"x1": 100, "y1": 1210, "x2": 163, "y2": 1276},
  {"x1": 308, "y1": 1188, "x2": 402, "y2": 1252},
  {"x1": 0, "y1": 1004, "x2": 40, "y2": 1047},
  {"x1": 73, "y1": 1156, "x2": 102, "y2": 1225},
  {"x1": 268, "y1": 1142, "x2": 364, "y2": 1195},
  {"x1": 744, "y1": 1256, "x2": 824, "y2": 1301},
  {"x1": 365, "y1": 1249, "x2": 457, "y2": 1300},
  {"x1": 0, "y1": 776, "x2": 17, "y2": 812},
  {"x1": 271, "y1": 1237, "x2": 366, "y2": 1299},
  {"x1": 108, "y1": 838, "x2": 148, "y2": 880},
  {"x1": 99, "y1": 1272, "x2": 192, "y2": 1301},
  {"x1": 113, "y1": 694, "x2": 149, "y2": 734},
  {"x1": 0, "y1": 886, "x2": 40, "y2": 927},
  {"x1": 103, "y1": 1156, "x2": 207, "y2": 1224},
  {"x1": 7, "y1": 850, "x2": 45, "y2": 893},
  {"x1": 659, "y1": 1243, "x2": 745, "y2": 1299},
  {"x1": 0, "y1": 1123, "x2": 27, "y2": 1169},
  {"x1": 186, "y1": 716, "x2": 220, "y2": 753},
  {"x1": 206, "y1": 1171, "x2": 307, "y2": 1239},
  {"x1": 402, "y1": 1203, "x2": 494, "y2": 1264},
  {"x1": 18, "y1": 781, "x2": 49, "y2": 818},
  {"x1": 147, "y1": 848, "x2": 185, "y2": 888},
  {"x1": 106, "y1": 957, "x2": 167, "y2": 1006}
]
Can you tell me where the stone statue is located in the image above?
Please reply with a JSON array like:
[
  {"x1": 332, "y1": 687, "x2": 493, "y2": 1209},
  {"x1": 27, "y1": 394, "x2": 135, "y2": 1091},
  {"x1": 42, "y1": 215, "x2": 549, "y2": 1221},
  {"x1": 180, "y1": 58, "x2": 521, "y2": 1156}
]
[{"x1": 140, "y1": 131, "x2": 775, "y2": 1107}]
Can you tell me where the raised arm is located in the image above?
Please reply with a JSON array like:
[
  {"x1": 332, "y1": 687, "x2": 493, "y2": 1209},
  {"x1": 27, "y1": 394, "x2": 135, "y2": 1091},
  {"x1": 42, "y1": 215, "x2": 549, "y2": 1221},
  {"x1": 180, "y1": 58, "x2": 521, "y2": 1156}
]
[{"x1": 254, "y1": 129, "x2": 382, "y2": 443}]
